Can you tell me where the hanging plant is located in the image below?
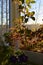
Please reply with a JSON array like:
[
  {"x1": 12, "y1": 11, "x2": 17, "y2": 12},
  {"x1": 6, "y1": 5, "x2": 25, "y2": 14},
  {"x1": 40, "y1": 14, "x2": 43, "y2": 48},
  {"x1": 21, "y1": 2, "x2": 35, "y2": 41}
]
[{"x1": 19, "y1": 0, "x2": 35, "y2": 23}]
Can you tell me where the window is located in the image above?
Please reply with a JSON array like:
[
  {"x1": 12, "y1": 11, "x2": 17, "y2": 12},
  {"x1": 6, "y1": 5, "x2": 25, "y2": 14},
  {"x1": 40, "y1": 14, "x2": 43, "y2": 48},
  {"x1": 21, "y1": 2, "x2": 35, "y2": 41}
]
[{"x1": 0, "y1": 0, "x2": 9, "y2": 25}]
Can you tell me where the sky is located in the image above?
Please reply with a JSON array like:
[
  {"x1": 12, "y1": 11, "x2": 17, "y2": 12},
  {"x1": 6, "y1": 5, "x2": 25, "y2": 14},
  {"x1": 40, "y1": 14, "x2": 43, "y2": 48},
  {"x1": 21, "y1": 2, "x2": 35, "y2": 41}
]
[{"x1": 0, "y1": 0, "x2": 43, "y2": 25}]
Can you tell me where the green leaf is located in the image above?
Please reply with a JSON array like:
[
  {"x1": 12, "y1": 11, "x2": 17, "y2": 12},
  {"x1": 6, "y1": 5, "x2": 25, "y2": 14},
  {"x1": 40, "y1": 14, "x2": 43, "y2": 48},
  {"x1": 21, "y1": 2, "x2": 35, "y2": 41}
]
[
  {"x1": 19, "y1": 29, "x2": 24, "y2": 34},
  {"x1": 31, "y1": 11, "x2": 35, "y2": 16},
  {"x1": 31, "y1": 1, "x2": 36, "y2": 3},
  {"x1": 28, "y1": 4, "x2": 31, "y2": 8},
  {"x1": 19, "y1": 5, "x2": 24, "y2": 9},
  {"x1": 19, "y1": 0, "x2": 24, "y2": 4},
  {"x1": 25, "y1": 18, "x2": 28, "y2": 23},
  {"x1": 30, "y1": 17, "x2": 35, "y2": 21}
]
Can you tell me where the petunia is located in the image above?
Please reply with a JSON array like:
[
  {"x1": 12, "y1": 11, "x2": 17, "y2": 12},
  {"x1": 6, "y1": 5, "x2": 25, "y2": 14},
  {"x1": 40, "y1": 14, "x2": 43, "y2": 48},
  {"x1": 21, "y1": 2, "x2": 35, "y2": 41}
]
[
  {"x1": 9, "y1": 55, "x2": 17, "y2": 63},
  {"x1": 18, "y1": 54, "x2": 28, "y2": 63}
]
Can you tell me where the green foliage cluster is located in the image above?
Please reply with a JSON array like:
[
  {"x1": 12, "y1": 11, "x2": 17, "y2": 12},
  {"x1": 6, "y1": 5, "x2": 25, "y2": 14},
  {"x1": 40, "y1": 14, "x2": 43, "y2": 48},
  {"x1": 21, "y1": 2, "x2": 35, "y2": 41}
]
[
  {"x1": 19, "y1": 0, "x2": 35, "y2": 22},
  {"x1": 0, "y1": 46, "x2": 13, "y2": 65}
]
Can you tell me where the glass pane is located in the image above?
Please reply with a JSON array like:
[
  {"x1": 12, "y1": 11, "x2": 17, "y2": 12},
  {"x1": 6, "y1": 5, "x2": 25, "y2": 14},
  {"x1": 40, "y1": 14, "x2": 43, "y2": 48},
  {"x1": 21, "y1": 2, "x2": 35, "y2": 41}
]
[{"x1": 0, "y1": 0, "x2": 9, "y2": 25}]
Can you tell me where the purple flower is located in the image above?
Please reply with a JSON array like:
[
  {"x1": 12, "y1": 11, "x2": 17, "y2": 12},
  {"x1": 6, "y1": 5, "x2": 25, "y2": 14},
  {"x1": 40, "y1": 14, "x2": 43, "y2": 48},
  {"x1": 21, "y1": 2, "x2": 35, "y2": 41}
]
[
  {"x1": 9, "y1": 55, "x2": 17, "y2": 63},
  {"x1": 18, "y1": 54, "x2": 28, "y2": 63}
]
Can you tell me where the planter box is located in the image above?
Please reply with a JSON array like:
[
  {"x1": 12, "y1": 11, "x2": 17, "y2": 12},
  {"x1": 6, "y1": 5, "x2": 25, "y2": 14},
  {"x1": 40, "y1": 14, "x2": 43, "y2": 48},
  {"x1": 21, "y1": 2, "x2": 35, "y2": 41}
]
[{"x1": 22, "y1": 50, "x2": 43, "y2": 65}]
